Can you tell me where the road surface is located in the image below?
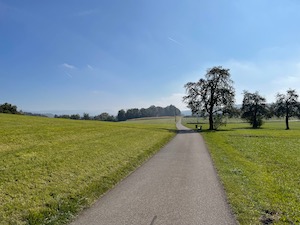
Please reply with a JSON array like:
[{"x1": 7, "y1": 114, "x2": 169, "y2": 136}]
[{"x1": 70, "y1": 121, "x2": 237, "y2": 225}]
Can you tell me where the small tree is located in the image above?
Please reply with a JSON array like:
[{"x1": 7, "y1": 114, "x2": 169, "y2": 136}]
[
  {"x1": 183, "y1": 66, "x2": 235, "y2": 130},
  {"x1": 241, "y1": 91, "x2": 267, "y2": 128},
  {"x1": 82, "y1": 113, "x2": 90, "y2": 120},
  {"x1": 0, "y1": 102, "x2": 18, "y2": 114},
  {"x1": 274, "y1": 89, "x2": 300, "y2": 130}
]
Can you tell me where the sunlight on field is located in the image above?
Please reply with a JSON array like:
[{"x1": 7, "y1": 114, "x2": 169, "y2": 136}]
[
  {"x1": 0, "y1": 114, "x2": 176, "y2": 225},
  {"x1": 183, "y1": 117, "x2": 300, "y2": 224},
  {"x1": 124, "y1": 116, "x2": 178, "y2": 124}
]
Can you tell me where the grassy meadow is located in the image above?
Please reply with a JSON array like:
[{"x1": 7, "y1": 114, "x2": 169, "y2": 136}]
[
  {"x1": 125, "y1": 116, "x2": 179, "y2": 124},
  {"x1": 183, "y1": 117, "x2": 300, "y2": 224},
  {"x1": 0, "y1": 114, "x2": 176, "y2": 225}
]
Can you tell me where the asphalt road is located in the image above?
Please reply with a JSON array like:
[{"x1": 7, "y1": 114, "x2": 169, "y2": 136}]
[{"x1": 70, "y1": 121, "x2": 237, "y2": 225}]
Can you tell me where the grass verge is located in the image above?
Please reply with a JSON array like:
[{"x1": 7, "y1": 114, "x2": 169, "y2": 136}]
[
  {"x1": 183, "y1": 118, "x2": 300, "y2": 224},
  {"x1": 0, "y1": 114, "x2": 176, "y2": 225}
]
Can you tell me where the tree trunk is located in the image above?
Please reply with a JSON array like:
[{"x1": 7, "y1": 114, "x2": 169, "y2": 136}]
[
  {"x1": 253, "y1": 118, "x2": 257, "y2": 128},
  {"x1": 209, "y1": 113, "x2": 214, "y2": 130},
  {"x1": 286, "y1": 106, "x2": 289, "y2": 130},
  {"x1": 208, "y1": 98, "x2": 214, "y2": 130},
  {"x1": 285, "y1": 116, "x2": 289, "y2": 130},
  {"x1": 253, "y1": 106, "x2": 258, "y2": 129}
]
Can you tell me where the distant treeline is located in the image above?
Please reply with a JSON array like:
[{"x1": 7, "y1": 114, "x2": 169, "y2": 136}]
[
  {"x1": 54, "y1": 112, "x2": 116, "y2": 121},
  {"x1": 22, "y1": 112, "x2": 49, "y2": 117},
  {"x1": 54, "y1": 105, "x2": 181, "y2": 122},
  {"x1": 117, "y1": 105, "x2": 181, "y2": 121},
  {"x1": 53, "y1": 105, "x2": 181, "y2": 122},
  {"x1": 0, "y1": 102, "x2": 181, "y2": 122}
]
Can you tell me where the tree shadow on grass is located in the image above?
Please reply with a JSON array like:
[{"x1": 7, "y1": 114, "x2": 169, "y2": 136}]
[
  {"x1": 195, "y1": 129, "x2": 234, "y2": 133},
  {"x1": 231, "y1": 126, "x2": 264, "y2": 130},
  {"x1": 158, "y1": 126, "x2": 258, "y2": 134}
]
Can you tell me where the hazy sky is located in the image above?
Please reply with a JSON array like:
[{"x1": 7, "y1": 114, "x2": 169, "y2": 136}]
[{"x1": 1, "y1": 0, "x2": 300, "y2": 114}]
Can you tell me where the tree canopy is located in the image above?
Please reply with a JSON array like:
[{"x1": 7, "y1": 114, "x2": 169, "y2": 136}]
[
  {"x1": 273, "y1": 89, "x2": 300, "y2": 130},
  {"x1": 241, "y1": 91, "x2": 268, "y2": 128},
  {"x1": 0, "y1": 103, "x2": 19, "y2": 114},
  {"x1": 183, "y1": 66, "x2": 235, "y2": 130}
]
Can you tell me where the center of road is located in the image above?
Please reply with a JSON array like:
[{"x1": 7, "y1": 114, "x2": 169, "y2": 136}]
[{"x1": 70, "y1": 121, "x2": 237, "y2": 225}]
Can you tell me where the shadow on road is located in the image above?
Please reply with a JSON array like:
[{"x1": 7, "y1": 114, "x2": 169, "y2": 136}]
[{"x1": 177, "y1": 129, "x2": 197, "y2": 134}]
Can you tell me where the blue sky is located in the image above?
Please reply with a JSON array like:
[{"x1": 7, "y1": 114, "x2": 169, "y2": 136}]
[{"x1": 1, "y1": 0, "x2": 300, "y2": 115}]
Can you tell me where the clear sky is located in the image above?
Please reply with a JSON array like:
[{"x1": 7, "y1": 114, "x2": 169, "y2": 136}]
[{"x1": 1, "y1": 0, "x2": 300, "y2": 115}]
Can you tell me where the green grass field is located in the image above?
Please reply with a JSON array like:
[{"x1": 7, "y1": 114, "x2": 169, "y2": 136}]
[
  {"x1": 183, "y1": 118, "x2": 300, "y2": 224},
  {"x1": 125, "y1": 116, "x2": 178, "y2": 124},
  {"x1": 0, "y1": 114, "x2": 176, "y2": 225}
]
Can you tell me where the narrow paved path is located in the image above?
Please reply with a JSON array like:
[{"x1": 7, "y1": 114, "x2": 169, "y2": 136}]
[{"x1": 70, "y1": 121, "x2": 237, "y2": 225}]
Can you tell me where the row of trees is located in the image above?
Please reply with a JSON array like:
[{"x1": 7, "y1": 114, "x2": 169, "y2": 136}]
[
  {"x1": 183, "y1": 66, "x2": 300, "y2": 130},
  {"x1": 54, "y1": 105, "x2": 181, "y2": 122},
  {"x1": 240, "y1": 90, "x2": 300, "y2": 129},
  {"x1": 0, "y1": 102, "x2": 117, "y2": 121},
  {"x1": 54, "y1": 112, "x2": 116, "y2": 121},
  {"x1": 117, "y1": 105, "x2": 181, "y2": 121},
  {"x1": 0, "y1": 102, "x2": 181, "y2": 122}
]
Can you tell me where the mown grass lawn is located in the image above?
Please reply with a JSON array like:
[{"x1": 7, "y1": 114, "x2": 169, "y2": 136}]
[
  {"x1": 183, "y1": 118, "x2": 300, "y2": 224},
  {"x1": 0, "y1": 114, "x2": 176, "y2": 225},
  {"x1": 124, "y1": 116, "x2": 178, "y2": 124}
]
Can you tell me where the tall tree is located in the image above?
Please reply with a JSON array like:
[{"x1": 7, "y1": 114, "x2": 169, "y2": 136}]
[
  {"x1": 147, "y1": 105, "x2": 157, "y2": 117},
  {"x1": 125, "y1": 108, "x2": 140, "y2": 119},
  {"x1": 117, "y1": 109, "x2": 126, "y2": 121},
  {"x1": 274, "y1": 89, "x2": 300, "y2": 130},
  {"x1": 183, "y1": 66, "x2": 235, "y2": 130},
  {"x1": 241, "y1": 91, "x2": 268, "y2": 128},
  {"x1": 140, "y1": 108, "x2": 149, "y2": 118}
]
